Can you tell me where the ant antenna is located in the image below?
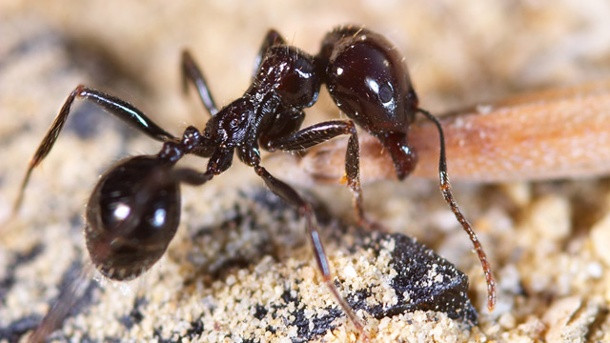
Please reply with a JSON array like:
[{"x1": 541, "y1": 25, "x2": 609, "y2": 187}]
[{"x1": 418, "y1": 108, "x2": 496, "y2": 311}]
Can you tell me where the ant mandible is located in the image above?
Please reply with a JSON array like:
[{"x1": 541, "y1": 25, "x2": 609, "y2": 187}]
[{"x1": 15, "y1": 25, "x2": 495, "y2": 338}]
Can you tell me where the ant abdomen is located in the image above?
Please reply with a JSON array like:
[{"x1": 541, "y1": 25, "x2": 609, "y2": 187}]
[
  {"x1": 85, "y1": 156, "x2": 181, "y2": 280},
  {"x1": 319, "y1": 26, "x2": 419, "y2": 179}
]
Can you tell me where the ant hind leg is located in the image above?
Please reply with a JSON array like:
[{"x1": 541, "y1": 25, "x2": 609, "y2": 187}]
[{"x1": 13, "y1": 85, "x2": 176, "y2": 215}]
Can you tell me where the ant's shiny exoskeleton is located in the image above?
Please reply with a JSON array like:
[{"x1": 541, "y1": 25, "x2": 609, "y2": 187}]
[{"x1": 16, "y1": 26, "x2": 495, "y2": 340}]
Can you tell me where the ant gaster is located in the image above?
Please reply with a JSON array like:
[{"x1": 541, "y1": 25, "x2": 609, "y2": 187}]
[{"x1": 15, "y1": 26, "x2": 495, "y2": 338}]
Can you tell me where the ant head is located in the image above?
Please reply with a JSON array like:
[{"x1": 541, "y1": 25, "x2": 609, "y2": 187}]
[
  {"x1": 85, "y1": 156, "x2": 181, "y2": 280},
  {"x1": 254, "y1": 46, "x2": 321, "y2": 109},
  {"x1": 320, "y1": 26, "x2": 420, "y2": 179}
]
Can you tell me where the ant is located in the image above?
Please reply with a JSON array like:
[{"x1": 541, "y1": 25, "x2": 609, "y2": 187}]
[{"x1": 15, "y1": 25, "x2": 495, "y2": 340}]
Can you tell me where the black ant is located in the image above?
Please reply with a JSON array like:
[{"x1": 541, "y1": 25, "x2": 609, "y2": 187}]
[{"x1": 15, "y1": 25, "x2": 495, "y2": 340}]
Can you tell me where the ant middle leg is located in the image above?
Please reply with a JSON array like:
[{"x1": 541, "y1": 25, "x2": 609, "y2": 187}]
[
  {"x1": 13, "y1": 85, "x2": 177, "y2": 214},
  {"x1": 181, "y1": 50, "x2": 218, "y2": 116},
  {"x1": 264, "y1": 120, "x2": 383, "y2": 231},
  {"x1": 253, "y1": 164, "x2": 368, "y2": 339},
  {"x1": 181, "y1": 29, "x2": 286, "y2": 117}
]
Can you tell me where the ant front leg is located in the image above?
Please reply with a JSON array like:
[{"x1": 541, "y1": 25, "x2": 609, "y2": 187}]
[
  {"x1": 13, "y1": 85, "x2": 177, "y2": 214},
  {"x1": 265, "y1": 120, "x2": 382, "y2": 231},
  {"x1": 252, "y1": 164, "x2": 368, "y2": 339},
  {"x1": 252, "y1": 29, "x2": 286, "y2": 77}
]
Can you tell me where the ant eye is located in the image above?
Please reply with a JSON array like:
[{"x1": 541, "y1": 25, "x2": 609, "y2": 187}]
[
  {"x1": 378, "y1": 82, "x2": 394, "y2": 104},
  {"x1": 85, "y1": 156, "x2": 181, "y2": 280}
]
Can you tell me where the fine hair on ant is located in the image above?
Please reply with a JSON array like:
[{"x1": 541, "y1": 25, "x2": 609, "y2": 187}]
[{"x1": 15, "y1": 25, "x2": 495, "y2": 341}]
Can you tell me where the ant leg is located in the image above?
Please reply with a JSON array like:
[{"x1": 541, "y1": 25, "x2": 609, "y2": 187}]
[
  {"x1": 252, "y1": 29, "x2": 286, "y2": 76},
  {"x1": 181, "y1": 29, "x2": 286, "y2": 116},
  {"x1": 418, "y1": 108, "x2": 496, "y2": 311},
  {"x1": 258, "y1": 108, "x2": 305, "y2": 150},
  {"x1": 175, "y1": 147, "x2": 233, "y2": 186},
  {"x1": 28, "y1": 264, "x2": 95, "y2": 343},
  {"x1": 13, "y1": 85, "x2": 177, "y2": 214},
  {"x1": 266, "y1": 120, "x2": 382, "y2": 231},
  {"x1": 181, "y1": 50, "x2": 218, "y2": 116},
  {"x1": 170, "y1": 148, "x2": 233, "y2": 186},
  {"x1": 253, "y1": 165, "x2": 368, "y2": 338}
]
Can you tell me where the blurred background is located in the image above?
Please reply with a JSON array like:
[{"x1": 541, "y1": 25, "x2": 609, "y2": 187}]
[
  {"x1": 1, "y1": 1, "x2": 610, "y2": 341},
  {"x1": 3, "y1": 0, "x2": 610, "y2": 133}
]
